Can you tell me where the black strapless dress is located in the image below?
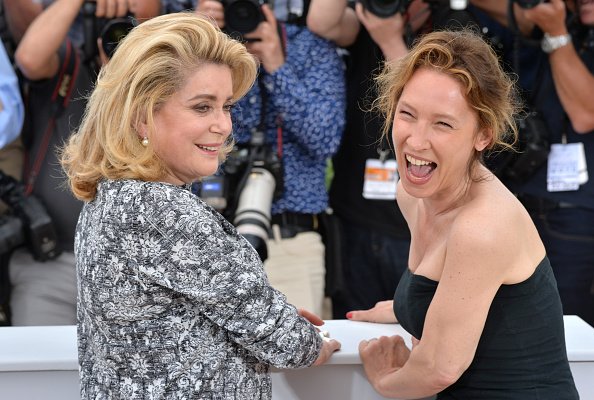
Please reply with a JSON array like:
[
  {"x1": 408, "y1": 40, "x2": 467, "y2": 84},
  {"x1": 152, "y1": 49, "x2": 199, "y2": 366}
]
[{"x1": 393, "y1": 256, "x2": 579, "y2": 399}]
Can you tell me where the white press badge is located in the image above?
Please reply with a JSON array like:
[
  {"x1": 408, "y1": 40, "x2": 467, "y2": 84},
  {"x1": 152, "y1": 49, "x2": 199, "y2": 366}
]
[
  {"x1": 547, "y1": 142, "x2": 589, "y2": 192},
  {"x1": 363, "y1": 158, "x2": 398, "y2": 200}
]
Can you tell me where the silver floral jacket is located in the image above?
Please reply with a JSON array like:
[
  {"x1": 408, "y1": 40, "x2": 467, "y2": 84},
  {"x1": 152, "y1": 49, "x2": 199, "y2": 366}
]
[{"x1": 75, "y1": 179, "x2": 322, "y2": 399}]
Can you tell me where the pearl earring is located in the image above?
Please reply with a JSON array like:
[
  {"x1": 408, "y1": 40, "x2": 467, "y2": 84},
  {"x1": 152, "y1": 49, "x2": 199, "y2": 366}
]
[{"x1": 141, "y1": 137, "x2": 149, "y2": 147}]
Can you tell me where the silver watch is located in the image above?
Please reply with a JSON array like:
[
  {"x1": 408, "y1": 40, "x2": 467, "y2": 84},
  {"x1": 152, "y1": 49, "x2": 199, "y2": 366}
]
[{"x1": 541, "y1": 33, "x2": 571, "y2": 54}]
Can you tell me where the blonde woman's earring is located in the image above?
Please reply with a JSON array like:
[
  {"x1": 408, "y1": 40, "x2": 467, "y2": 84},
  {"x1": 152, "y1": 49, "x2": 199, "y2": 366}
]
[{"x1": 141, "y1": 137, "x2": 149, "y2": 147}]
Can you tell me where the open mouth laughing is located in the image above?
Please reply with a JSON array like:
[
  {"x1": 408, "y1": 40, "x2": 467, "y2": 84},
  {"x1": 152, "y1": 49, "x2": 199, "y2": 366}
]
[{"x1": 405, "y1": 154, "x2": 437, "y2": 180}]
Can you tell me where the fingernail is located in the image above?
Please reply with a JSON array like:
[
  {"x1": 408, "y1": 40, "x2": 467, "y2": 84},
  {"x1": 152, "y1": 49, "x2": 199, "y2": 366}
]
[{"x1": 346, "y1": 312, "x2": 353, "y2": 319}]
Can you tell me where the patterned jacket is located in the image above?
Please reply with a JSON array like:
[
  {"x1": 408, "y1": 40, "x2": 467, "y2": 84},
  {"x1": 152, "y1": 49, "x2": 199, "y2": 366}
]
[{"x1": 76, "y1": 179, "x2": 322, "y2": 399}]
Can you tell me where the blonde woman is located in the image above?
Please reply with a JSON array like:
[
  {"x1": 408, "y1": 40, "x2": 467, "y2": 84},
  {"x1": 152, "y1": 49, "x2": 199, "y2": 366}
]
[{"x1": 61, "y1": 12, "x2": 339, "y2": 399}]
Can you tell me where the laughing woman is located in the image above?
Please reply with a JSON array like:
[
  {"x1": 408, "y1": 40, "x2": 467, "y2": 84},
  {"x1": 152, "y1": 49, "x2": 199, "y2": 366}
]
[{"x1": 348, "y1": 29, "x2": 579, "y2": 399}]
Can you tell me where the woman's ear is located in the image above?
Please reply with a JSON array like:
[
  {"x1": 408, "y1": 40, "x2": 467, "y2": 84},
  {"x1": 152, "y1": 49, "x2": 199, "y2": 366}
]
[
  {"x1": 136, "y1": 114, "x2": 149, "y2": 139},
  {"x1": 137, "y1": 124, "x2": 146, "y2": 139},
  {"x1": 474, "y1": 127, "x2": 492, "y2": 152}
]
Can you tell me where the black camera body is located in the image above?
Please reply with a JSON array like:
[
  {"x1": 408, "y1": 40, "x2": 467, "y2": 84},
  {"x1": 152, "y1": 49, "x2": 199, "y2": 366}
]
[
  {"x1": 486, "y1": 111, "x2": 551, "y2": 183},
  {"x1": 512, "y1": 0, "x2": 548, "y2": 9},
  {"x1": 357, "y1": 0, "x2": 412, "y2": 18},
  {"x1": 223, "y1": 0, "x2": 267, "y2": 37},
  {"x1": 200, "y1": 130, "x2": 283, "y2": 261},
  {"x1": 0, "y1": 171, "x2": 61, "y2": 261},
  {"x1": 505, "y1": 111, "x2": 551, "y2": 182},
  {"x1": 81, "y1": 1, "x2": 136, "y2": 60},
  {"x1": 221, "y1": 0, "x2": 308, "y2": 38}
]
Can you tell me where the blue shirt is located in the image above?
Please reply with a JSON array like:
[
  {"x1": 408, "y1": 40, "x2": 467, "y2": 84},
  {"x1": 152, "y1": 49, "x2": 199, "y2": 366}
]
[
  {"x1": 232, "y1": 24, "x2": 345, "y2": 214},
  {"x1": 0, "y1": 44, "x2": 24, "y2": 149}
]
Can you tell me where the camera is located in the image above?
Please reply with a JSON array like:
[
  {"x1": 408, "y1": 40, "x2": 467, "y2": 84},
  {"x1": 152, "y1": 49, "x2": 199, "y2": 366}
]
[
  {"x1": 81, "y1": 1, "x2": 136, "y2": 60},
  {"x1": 200, "y1": 130, "x2": 283, "y2": 261},
  {"x1": 357, "y1": 0, "x2": 412, "y2": 18},
  {"x1": 0, "y1": 171, "x2": 61, "y2": 261},
  {"x1": 357, "y1": 0, "x2": 468, "y2": 18},
  {"x1": 486, "y1": 111, "x2": 550, "y2": 183},
  {"x1": 512, "y1": 0, "x2": 548, "y2": 9},
  {"x1": 221, "y1": 0, "x2": 307, "y2": 39},
  {"x1": 223, "y1": 0, "x2": 266, "y2": 37}
]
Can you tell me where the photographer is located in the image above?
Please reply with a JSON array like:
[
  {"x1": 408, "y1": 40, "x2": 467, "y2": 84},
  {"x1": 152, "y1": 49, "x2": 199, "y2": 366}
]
[
  {"x1": 196, "y1": 0, "x2": 346, "y2": 318},
  {"x1": 6, "y1": 0, "x2": 161, "y2": 326},
  {"x1": 469, "y1": 0, "x2": 594, "y2": 327}
]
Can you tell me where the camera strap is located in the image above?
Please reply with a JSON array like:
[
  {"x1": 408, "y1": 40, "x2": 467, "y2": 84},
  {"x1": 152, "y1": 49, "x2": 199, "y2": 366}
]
[
  {"x1": 24, "y1": 39, "x2": 80, "y2": 195},
  {"x1": 278, "y1": 22, "x2": 287, "y2": 59}
]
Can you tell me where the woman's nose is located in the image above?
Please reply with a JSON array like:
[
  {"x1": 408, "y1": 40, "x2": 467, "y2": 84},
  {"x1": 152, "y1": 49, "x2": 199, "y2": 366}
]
[{"x1": 406, "y1": 125, "x2": 431, "y2": 151}]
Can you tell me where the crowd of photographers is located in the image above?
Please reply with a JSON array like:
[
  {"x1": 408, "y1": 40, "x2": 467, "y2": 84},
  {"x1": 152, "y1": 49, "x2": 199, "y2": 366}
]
[
  {"x1": 308, "y1": 0, "x2": 594, "y2": 329},
  {"x1": 0, "y1": 0, "x2": 592, "y2": 328}
]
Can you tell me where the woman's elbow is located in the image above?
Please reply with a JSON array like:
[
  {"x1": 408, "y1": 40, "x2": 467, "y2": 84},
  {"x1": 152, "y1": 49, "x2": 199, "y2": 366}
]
[
  {"x1": 373, "y1": 373, "x2": 453, "y2": 399},
  {"x1": 373, "y1": 364, "x2": 461, "y2": 398},
  {"x1": 432, "y1": 367, "x2": 462, "y2": 392},
  {"x1": 419, "y1": 360, "x2": 464, "y2": 394}
]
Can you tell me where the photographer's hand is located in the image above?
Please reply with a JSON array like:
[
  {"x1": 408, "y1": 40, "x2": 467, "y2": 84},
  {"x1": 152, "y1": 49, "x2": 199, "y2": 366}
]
[
  {"x1": 196, "y1": 0, "x2": 225, "y2": 29},
  {"x1": 243, "y1": 5, "x2": 285, "y2": 74},
  {"x1": 94, "y1": 0, "x2": 129, "y2": 19},
  {"x1": 524, "y1": 0, "x2": 594, "y2": 133},
  {"x1": 354, "y1": 2, "x2": 408, "y2": 62},
  {"x1": 522, "y1": 0, "x2": 567, "y2": 36}
]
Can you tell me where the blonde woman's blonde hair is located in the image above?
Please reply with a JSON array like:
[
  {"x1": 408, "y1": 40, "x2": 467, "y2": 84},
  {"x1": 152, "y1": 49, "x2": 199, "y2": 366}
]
[
  {"x1": 375, "y1": 29, "x2": 521, "y2": 172},
  {"x1": 61, "y1": 12, "x2": 258, "y2": 201}
]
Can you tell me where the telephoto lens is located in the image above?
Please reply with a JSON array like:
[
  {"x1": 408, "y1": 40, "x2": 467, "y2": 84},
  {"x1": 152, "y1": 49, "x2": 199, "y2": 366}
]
[{"x1": 233, "y1": 167, "x2": 276, "y2": 261}]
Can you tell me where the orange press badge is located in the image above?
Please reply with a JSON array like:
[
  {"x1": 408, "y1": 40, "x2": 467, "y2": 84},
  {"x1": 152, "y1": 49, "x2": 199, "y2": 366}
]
[{"x1": 363, "y1": 158, "x2": 398, "y2": 200}]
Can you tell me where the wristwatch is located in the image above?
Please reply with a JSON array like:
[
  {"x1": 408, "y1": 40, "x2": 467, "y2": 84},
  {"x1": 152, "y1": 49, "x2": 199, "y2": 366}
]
[{"x1": 541, "y1": 33, "x2": 571, "y2": 54}]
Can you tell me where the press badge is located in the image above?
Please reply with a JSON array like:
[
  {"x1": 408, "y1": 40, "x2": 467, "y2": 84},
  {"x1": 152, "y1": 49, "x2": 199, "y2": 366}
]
[
  {"x1": 547, "y1": 142, "x2": 588, "y2": 192},
  {"x1": 363, "y1": 158, "x2": 398, "y2": 200}
]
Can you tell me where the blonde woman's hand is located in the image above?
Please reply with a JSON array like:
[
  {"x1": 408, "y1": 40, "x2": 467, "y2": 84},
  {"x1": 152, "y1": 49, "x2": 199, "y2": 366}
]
[
  {"x1": 346, "y1": 300, "x2": 398, "y2": 323},
  {"x1": 298, "y1": 308, "x2": 341, "y2": 366},
  {"x1": 312, "y1": 336, "x2": 341, "y2": 366},
  {"x1": 298, "y1": 308, "x2": 324, "y2": 326}
]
